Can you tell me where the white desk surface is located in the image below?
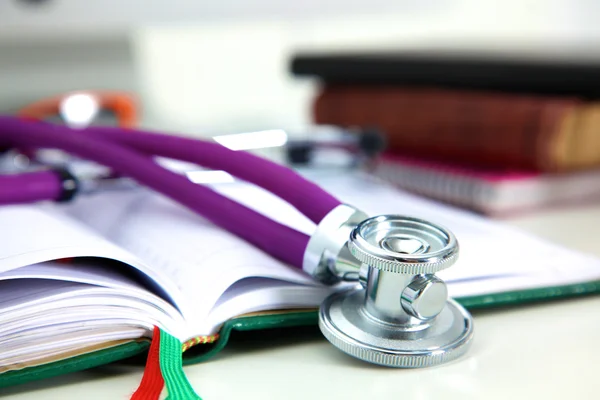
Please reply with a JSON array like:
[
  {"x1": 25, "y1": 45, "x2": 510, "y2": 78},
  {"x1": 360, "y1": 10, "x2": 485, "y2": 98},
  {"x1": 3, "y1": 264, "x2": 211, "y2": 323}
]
[{"x1": 2, "y1": 204, "x2": 600, "y2": 400}]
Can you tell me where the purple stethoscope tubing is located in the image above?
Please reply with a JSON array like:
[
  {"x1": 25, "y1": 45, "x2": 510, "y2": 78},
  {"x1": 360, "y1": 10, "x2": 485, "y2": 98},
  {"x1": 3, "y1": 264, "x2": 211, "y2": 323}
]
[
  {"x1": 0, "y1": 117, "x2": 342, "y2": 268},
  {"x1": 0, "y1": 169, "x2": 64, "y2": 205},
  {"x1": 83, "y1": 125, "x2": 341, "y2": 224}
]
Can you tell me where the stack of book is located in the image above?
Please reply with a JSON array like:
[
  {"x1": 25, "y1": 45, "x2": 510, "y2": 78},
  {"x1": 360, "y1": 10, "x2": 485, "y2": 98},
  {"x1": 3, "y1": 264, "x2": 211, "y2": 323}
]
[{"x1": 292, "y1": 52, "x2": 600, "y2": 216}]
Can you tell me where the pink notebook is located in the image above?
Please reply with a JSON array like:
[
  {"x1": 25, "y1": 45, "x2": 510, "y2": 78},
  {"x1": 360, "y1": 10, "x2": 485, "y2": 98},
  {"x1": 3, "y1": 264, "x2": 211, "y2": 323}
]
[{"x1": 372, "y1": 154, "x2": 600, "y2": 216}]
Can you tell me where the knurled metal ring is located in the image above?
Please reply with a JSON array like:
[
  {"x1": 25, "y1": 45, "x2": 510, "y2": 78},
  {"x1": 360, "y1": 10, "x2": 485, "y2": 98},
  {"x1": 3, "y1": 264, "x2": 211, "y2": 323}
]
[{"x1": 348, "y1": 215, "x2": 459, "y2": 274}]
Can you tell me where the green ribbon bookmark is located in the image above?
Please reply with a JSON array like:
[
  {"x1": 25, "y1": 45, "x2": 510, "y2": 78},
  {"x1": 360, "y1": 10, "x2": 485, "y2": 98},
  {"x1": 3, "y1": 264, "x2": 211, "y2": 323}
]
[{"x1": 159, "y1": 329, "x2": 202, "y2": 400}]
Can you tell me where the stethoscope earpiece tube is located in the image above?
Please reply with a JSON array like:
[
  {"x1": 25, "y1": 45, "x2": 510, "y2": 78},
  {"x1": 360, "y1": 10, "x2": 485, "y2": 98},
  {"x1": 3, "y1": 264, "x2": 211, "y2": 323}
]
[{"x1": 0, "y1": 169, "x2": 66, "y2": 205}]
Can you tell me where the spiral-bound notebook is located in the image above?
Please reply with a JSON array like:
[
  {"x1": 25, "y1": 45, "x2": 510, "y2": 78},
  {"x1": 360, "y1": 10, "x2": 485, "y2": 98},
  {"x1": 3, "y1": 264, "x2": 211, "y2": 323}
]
[{"x1": 373, "y1": 154, "x2": 600, "y2": 216}]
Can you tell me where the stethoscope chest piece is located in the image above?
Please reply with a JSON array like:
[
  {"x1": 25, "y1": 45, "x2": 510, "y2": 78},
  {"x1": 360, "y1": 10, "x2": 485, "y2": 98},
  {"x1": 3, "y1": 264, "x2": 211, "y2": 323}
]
[{"x1": 318, "y1": 215, "x2": 474, "y2": 367}]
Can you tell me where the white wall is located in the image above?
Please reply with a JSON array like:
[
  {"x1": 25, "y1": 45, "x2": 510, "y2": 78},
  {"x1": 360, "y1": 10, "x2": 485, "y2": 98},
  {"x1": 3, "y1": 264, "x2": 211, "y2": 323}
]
[
  {"x1": 3, "y1": 0, "x2": 600, "y2": 41},
  {"x1": 0, "y1": 37, "x2": 137, "y2": 112},
  {"x1": 131, "y1": 0, "x2": 600, "y2": 133},
  {"x1": 2, "y1": 0, "x2": 600, "y2": 133}
]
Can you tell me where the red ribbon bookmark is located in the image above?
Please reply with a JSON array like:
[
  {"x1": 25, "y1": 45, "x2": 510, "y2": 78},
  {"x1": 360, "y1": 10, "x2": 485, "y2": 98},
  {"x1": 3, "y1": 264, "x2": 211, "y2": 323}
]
[{"x1": 131, "y1": 326, "x2": 164, "y2": 400}]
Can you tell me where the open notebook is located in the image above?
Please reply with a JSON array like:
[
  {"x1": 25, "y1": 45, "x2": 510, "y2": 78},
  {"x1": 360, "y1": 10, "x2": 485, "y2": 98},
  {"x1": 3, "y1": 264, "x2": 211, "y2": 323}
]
[{"x1": 2, "y1": 171, "x2": 600, "y2": 386}]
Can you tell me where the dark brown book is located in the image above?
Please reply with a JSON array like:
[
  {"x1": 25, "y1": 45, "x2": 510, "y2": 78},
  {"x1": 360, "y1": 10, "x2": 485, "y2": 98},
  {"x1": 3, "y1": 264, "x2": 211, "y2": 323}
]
[{"x1": 313, "y1": 86, "x2": 600, "y2": 172}]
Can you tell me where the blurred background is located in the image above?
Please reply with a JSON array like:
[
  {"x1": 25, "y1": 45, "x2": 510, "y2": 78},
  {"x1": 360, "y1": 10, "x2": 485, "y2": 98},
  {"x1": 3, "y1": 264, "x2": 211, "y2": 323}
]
[
  {"x1": 2, "y1": 0, "x2": 600, "y2": 131},
  {"x1": 4, "y1": 0, "x2": 600, "y2": 217}
]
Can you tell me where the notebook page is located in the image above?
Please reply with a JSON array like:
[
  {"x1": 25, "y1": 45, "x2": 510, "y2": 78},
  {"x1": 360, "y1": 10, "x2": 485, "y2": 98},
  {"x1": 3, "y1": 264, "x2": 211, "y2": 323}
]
[
  {"x1": 215, "y1": 170, "x2": 600, "y2": 298},
  {"x1": 0, "y1": 204, "x2": 186, "y2": 312},
  {"x1": 0, "y1": 278, "x2": 151, "y2": 367},
  {"x1": 0, "y1": 261, "x2": 184, "y2": 324},
  {"x1": 194, "y1": 169, "x2": 600, "y2": 299},
  {"x1": 62, "y1": 189, "x2": 322, "y2": 329},
  {"x1": 204, "y1": 278, "x2": 334, "y2": 333},
  {"x1": 213, "y1": 170, "x2": 581, "y2": 282},
  {"x1": 305, "y1": 171, "x2": 600, "y2": 296},
  {"x1": 0, "y1": 277, "x2": 188, "y2": 352}
]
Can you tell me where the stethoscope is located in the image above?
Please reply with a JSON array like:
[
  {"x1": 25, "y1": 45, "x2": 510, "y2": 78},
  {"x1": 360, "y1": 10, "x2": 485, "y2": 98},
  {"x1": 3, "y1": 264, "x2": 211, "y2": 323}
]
[{"x1": 0, "y1": 116, "x2": 473, "y2": 368}]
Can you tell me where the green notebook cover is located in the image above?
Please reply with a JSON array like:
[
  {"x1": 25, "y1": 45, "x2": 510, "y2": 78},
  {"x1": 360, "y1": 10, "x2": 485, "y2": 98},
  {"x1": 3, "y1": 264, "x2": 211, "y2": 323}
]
[{"x1": 1, "y1": 280, "x2": 599, "y2": 389}]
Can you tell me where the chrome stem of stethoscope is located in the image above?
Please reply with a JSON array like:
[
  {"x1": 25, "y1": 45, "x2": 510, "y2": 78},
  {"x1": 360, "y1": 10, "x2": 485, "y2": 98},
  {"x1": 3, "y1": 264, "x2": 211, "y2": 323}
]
[{"x1": 304, "y1": 204, "x2": 474, "y2": 367}]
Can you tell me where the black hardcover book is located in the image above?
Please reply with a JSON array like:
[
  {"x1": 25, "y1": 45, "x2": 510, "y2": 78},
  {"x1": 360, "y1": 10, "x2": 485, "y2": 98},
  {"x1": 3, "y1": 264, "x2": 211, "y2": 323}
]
[{"x1": 291, "y1": 51, "x2": 600, "y2": 98}]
